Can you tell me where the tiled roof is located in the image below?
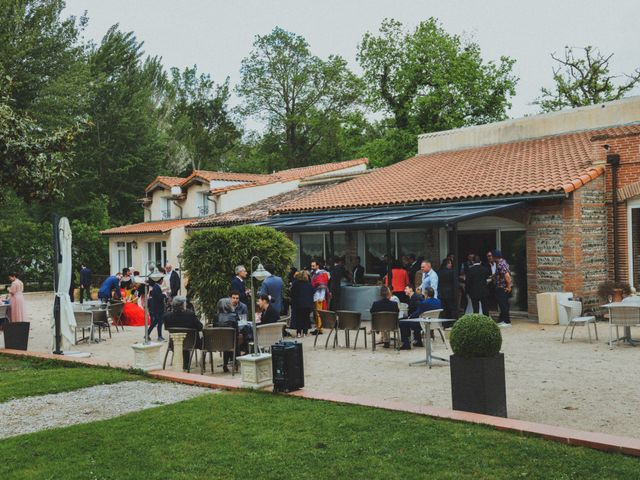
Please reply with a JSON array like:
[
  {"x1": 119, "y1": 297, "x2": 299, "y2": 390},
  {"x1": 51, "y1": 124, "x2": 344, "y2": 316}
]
[
  {"x1": 145, "y1": 176, "x2": 187, "y2": 191},
  {"x1": 187, "y1": 184, "x2": 337, "y2": 229},
  {"x1": 272, "y1": 158, "x2": 369, "y2": 181},
  {"x1": 274, "y1": 125, "x2": 640, "y2": 213},
  {"x1": 189, "y1": 170, "x2": 268, "y2": 182},
  {"x1": 101, "y1": 219, "x2": 193, "y2": 236}
]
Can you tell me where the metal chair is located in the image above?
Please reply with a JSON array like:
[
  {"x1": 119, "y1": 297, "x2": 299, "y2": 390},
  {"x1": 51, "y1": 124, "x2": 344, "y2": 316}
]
[
  {"x1": 91, "y1": 309, "x2": 111, "y2": 341},
  {"x1": 163, "y1": 328, "x2": 200, "y2": 372},
  {"x1": 256, "y1": 321, "x2": 286, "y2": 353},
  {"x1": 370, "y1": 311, "x2": 399, "y2": 351},
  {"x1": 107, "y1": 301, "x2": 125, "y2": 332},
  {"x1": 559, "y1": 300, "x2": 597, "y2": 343},
  {"x1": 419, "y1": 309, "x2": 446, "y2": 346},
  {"x1": 201, "y1": 327, "x2": 237, "y2": 376},
  {"x1": 607, "y1": 304, "x2": 640, "y2": 348},
  {"x1": 335, "y1": 310, "x2": 367, "y2": 349},
  {"x1": 73, "y1": 310, "x2": 94, "y2": 344},
  {"x1": 314, "y1": 311, "x2": 338, "y2": 349}
]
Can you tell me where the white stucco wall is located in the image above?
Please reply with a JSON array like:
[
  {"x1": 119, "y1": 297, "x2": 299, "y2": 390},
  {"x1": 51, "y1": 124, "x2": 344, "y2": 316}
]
[
  {"x1": 217, "y1": 180, "x2": 300, "y2": 212},
  {"x1": 310, "y1": 164, "x2": 367, "y2": 178},
  {"x1": 148, "y1": 189, "x2": 172, "y2": 221},
  {"x1": 182, "y1": 187, "x2": 212, "y2": 218}
]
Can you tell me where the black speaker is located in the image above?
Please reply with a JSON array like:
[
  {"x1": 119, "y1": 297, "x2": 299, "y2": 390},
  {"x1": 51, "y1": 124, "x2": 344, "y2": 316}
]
[{"x1": 271, "y1": 341, "x2": 304, "y2": 392}]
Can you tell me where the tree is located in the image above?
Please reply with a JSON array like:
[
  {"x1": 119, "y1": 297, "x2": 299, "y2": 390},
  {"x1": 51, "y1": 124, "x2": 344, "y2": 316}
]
[
  {"x1": 357, "y1": 18, "x2": 517, "y2": 164},
  {"x1": 167, "y1": 66, "x2": 242, "y2": 173},
  {"x1": 535, "y1": 46, "x2": 640, "y2": 112},
  {"x1": 237, "y1": 27, "x2": 363, "y2": 169}
]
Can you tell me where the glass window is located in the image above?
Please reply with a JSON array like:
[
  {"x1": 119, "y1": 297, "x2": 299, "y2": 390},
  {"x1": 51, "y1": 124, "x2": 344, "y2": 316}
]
[
  {"x1": 397, "y1": 231, "x2": 426, "y2": 260},
  {"x1": 324, "y1": 233, "x2": 347, "y2": 261},
  {"x1": 116, "y1": 242, "x2": 133, "y2": 271},
  {"x1": 365, "y1": 232, "x2": 395, "y2": 277},
  {"x1": 147, "y1": 241, "x2": 168, "y2": 269},
  {"x1": 632, "y1": 208, "x2": 640, "y2": 288},
  {"x1": 300, "y1": 234, "x2": 324, "y2": 269}
]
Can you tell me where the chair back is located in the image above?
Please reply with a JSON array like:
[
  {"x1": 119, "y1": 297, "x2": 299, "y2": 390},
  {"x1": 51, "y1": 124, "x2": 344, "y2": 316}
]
[
  {"x1": 73, "y1": 311, "x2": 93, "y2": 329},
  {"x1": 608, "y1": 305, "x2": 640, "y2": 327},
  {"x1": 559, "y1": 300, "x2": 582, "y2": 321},
  {"x1": 398, "y1": 303, "x2": 409, "y2": 318},
  {"x1": 317, "y1": 310, "x2": 337, "y2": 329},
  {"x1": 336, "y1": 311, "x2": 361, "y2": 330},
  {"x1": 419, "y1": 309, "x2": 443, "y2": 319},
  {"x1": 107, "y1": 301, "x2": 124, "y2": 320},
  {"x1": 167, "y1": 328, "x2": 199, "y2": 351},
  {"x1": 91, "y1": 309, "x2": 108, "y2": 325},
  {"x1": 256, "y1": 322, "x2": 286, "y2": 350},
  {"x1": 0, "y1": 304, "x2": 8, "y2": 319},
  {"x1": 202, "y1": 327, "x2": 236, "y2": 353},
  {"x1": 621, "y1": 296, "x2": 640, "y2": 305},
  {"x1": 371, "y1": 311, "x2": 399, "y2": 332}
]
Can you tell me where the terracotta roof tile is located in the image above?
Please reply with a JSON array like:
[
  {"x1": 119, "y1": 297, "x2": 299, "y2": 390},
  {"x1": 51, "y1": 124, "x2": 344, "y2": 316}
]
[
  {"x1": 101, "y1": 219, "x2": 193, "y2": 236},
  {"x1": 145, "y1": 176, "x2": 187, "y2": 192},
  {"x1": 274, "y1": 126, "x2": 640, "y2": 213}
]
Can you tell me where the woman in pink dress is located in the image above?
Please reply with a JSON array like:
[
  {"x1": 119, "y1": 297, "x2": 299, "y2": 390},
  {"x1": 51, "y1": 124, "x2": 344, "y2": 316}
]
[{"x1": 8, "y1": 274, "x2": 25, "y2": 322}]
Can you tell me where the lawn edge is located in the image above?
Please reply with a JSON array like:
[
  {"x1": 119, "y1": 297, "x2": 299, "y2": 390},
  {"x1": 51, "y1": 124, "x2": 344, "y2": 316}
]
[{"x1": 3, "y1": 348, "x2": 639, "y2": 457}]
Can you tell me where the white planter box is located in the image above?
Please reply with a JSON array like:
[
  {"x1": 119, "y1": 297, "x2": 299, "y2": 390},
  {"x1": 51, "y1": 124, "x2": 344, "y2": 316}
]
[
  {"x1": 131, "y1": 342, "x2": 163, "y2": 371},
  {"x1": 237, "y1": 353, "x2": 273, "y2": 389}
]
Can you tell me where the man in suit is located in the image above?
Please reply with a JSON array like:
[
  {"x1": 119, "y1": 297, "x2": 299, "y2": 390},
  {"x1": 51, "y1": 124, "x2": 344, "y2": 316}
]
[
  {"x1": 259, "y1": 264, "x2": 284, "y2": 314},
  {"x1": 329, "y1": 257, "x2": 347, "y2": 310},
  {"x1": 403, "y1": 285, "x2": 423, "y2": 317},
  {"x1": 163, "y1": 296, "x2": 203, "y2": 370},
  {"x1": 466, "y1": 256, "x2": 492, "y2": 315},
  {"x1": 165, "y1": 263, "x2": 181, "y2": 298},
  {"x1": 98, "y1": 273, "x2": 122, "y2": 303},
  {"x1": 257, "y1": 294, "x2": 280, "y2": 324},
  {"x1": 351, "y1": 256, "x2": 365, "y2": 284},
  {"x1": 231, "y1": 265, "x2": 250, "y2": 305},
  {"x1": 79, "y1": 264, "x2": 92, "y2": 304},
  {"x1": 400, "y1": 287, "x2": 441, "y2": 350},
  {"x1": 407, "y1": 254, "x2": 420, "y2": 288},
  {"x1": 370, "y1": 286, "x2": 399, "y2": 348}
]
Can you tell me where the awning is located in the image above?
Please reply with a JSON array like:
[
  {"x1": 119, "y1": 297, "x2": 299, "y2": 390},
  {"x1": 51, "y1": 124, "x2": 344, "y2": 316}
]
[{"x1": 255, "y1": 200, "x2": 527, "y2": 232}]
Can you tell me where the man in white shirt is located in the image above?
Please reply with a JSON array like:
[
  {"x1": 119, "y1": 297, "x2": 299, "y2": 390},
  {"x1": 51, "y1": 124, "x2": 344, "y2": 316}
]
[{"x1": 420, "y1": 261, "x2": 439, "y2": 298}]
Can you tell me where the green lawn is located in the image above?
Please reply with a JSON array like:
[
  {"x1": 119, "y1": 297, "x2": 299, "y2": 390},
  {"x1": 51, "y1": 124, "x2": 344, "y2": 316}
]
[
  {"x1": 0, "y1": 390, "x2": 637, "y2": 480},
  {"x1": 0, "y1": 354, "x2": 140, "y2": 402}
]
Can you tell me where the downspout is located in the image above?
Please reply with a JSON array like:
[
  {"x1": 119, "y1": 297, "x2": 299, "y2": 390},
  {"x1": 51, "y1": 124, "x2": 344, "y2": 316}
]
[
  {"x1": 171, "y1": 200, "x2": 183, "y2": 219},
  {"x1": 607, "y1": 153, "x2": 621, "y2": 283},
  {"x1": 207, "y1": 195, "x2": 219, "y2": 215}
]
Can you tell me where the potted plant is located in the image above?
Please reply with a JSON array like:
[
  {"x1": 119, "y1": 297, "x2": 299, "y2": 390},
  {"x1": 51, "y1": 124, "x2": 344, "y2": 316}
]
[{"x1": 449, "y1": 314, "x2": 506, "y2": 417}]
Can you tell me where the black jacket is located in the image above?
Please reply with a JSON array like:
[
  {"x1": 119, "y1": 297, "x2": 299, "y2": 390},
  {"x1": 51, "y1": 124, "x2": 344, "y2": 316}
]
[
  {"x1": 80, "y1": 267, "x2": 92, "y2": 287},
  {"x1": 329, "y1": 264, "x2": 346, "y2": 294},
  {"x1": 231, "y1": 276, "x2": 248, "y2": 304},
  {"x1": 260, "y1": 304, "x2": 281, "y2": 324},
  {"x1": 352, "y1": 265, "x2": 365, "y2": 284},
  {"x1": 466, "y1": 263, "x2": 491, "y2": 300},
  {"x1": 370, "y1": 298, "x2": 399, "y2": 314},
  {"x1": 408, "y1": 261, "x2": 421, "y2": 288},
  {"x1": 169, "y1": 270, "x2": 180, "y2": 297},
  {"x1": 407, "y1": 293, "x2": 423, "y2": 317},
  {"x1": 438, "y1": 268, "x2": 456, "y2": 300},
  {"x1": 290, "y1": 280, "x2": 315, "y2": 310},
  {"x1": 163, "y1": 309, "x2": 203, "y2": 332}
]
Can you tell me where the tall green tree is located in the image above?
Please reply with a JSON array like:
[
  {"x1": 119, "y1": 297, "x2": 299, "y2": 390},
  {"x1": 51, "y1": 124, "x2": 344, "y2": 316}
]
[
  {"x1": 357, "y1": 18, "x2": 517, "y2": 165},
  {"x1": 237, "y1": 27, "x2": 363, "y2": 169},
  {"x1": 534, "y1": 46, "x2": 640, "y2": 112}
]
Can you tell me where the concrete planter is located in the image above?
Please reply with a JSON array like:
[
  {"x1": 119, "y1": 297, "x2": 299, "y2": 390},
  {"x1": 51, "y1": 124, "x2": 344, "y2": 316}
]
[
  {"x1": 238, "y1": 353, "x2": 273, "y2": 389},
  {"x1": 450, "y1": 352, "x2": 507, "y2": 418},
  {"x1": 131, "y1": 342, "x2": 163, "y2": 371}
]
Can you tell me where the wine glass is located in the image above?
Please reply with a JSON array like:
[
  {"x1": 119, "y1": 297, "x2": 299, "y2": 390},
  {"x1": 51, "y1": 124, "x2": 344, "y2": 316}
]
[{"x1": 607, "y1": 294, "x2": 613, "y2": 304}]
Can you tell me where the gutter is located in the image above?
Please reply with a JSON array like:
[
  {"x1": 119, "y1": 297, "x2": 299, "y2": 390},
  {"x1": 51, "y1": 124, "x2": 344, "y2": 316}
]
[{"x1": 607, "y1": 153, "x2": 621, "y2": 282}]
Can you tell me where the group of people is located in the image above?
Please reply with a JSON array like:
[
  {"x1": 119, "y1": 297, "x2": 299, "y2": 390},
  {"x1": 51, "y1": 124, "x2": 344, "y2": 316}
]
[{"x1": 2, "y1": 273, "x2": 25, "y2": 323}]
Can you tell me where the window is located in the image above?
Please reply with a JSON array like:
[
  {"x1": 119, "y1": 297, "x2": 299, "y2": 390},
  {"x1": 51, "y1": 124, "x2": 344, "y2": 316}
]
[
  {"x1": 115, "y1": 241, "x2": 133, "y2": 272},
  {"x1": 147, "y1": 241, "x2": 167, "y2": 269},
  {"x1": 324, "y1": 233, "x2": 347, "y2": 260},
  {"x1": 365, "y1": 232, "x2": 395, "y2": 277},
  {"x1": 198, "y1": 193, "x2": 209, "y2": 216},
  {"x1": 299, "y1": 234, "x2": 324, "y2": 269},
  {"x1": 397, "y1": 231, "x2": 426, "y2": 260},
  {"x1": 162, "y1": 198, "x2": 171, "y2": 219}
]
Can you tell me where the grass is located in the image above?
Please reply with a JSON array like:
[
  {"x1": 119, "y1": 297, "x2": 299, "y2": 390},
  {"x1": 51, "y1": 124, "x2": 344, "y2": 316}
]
[
  {"x1": 0, "y1": 390, "x2": 638, "y2": 479},
  {"x1": 0, "y1": 354, "x2": 141, "y2": 402}
]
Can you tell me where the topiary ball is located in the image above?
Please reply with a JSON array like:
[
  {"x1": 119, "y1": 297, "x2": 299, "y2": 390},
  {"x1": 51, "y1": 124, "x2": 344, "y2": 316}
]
[{"x1": 449, "y1": 314, "x2": 502, "y2": 358}]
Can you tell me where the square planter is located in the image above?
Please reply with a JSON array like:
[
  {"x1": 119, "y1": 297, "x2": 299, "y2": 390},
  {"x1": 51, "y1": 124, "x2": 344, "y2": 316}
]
[
  {"x1": 3, "y1": 322, "x2": 30, "y2": 350},
  {"x1": 131, "y1": 342, "x2": 163, "y2": 371},
  {"x1": 450, "y1": 352, "x2": 507, "y2": 417},
  {"x1": 238, "y1": 353, "x2": 273, "y2": 389}
]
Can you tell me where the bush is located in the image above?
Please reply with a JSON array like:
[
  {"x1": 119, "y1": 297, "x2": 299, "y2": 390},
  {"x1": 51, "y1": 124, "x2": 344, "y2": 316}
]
[
  {"x1": 182, "y1": 225, "x2": 296, "y2": 320},
  {"x1": 449, "y1": 314, "x2": 502, "y2": 358}
]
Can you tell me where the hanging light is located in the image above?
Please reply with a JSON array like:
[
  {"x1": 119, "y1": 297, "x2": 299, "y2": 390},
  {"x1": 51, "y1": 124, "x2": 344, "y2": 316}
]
[{"x1": 252, "y1": 263, "x2": 271, "y2": 281}]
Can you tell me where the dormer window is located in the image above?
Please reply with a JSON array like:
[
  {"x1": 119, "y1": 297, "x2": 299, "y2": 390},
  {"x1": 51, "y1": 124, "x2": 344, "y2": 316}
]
[
  {"x1": 198, "y1": 192, "x2": 209, "y2": 216},
  {"x1": 162, "y1": 197, "x2": 172, "y2": 219}
]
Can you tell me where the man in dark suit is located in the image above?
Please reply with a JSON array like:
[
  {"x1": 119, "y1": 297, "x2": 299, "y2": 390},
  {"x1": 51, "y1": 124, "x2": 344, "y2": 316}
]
[
  {"x1": 466, "y1": 256, "x2": 492, "y2": 315},
  {"x1": 163, "y1": 296, "x2": 203, "y2": 370},
  {"x1": 79, "y1": 264, "x2": 92, "y2": 304},
  {"x1": 403, "y1": 285, "x2": 423, "y2": 317},
  {"x1": 351, "y1": 256, "x2": 365, "y2": 284},
  {"x1": 231, "y1": 265, "x2": 250, "y2": 305},
  {"x1": 370, "y1": 286, "x2": 399, "y2": 348},
  {"x1": 329, "y1": 257, "x2": 347, "y2": 310},
  {"x1": 257, "y1": 294, "x2": 280, "y2": 324},
  {"x1": 165, "y1": 263, "x2": 181, "y2": 297}
]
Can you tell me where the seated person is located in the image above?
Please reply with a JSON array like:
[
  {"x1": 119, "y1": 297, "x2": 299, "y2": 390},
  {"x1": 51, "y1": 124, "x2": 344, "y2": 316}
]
[
  {"x1": 163, "y1": 296, "x2": 203, "y2": 370},
  {"x1": 216, "y1": 290, "x2": 248, "y2": 322},
  {"x1": 370, "y1": 286, "x2": 400, "y2": 349},
  {"x1": 257, "y1": 294, "x2": 280, "y2": 324},
  {"x1": 399, "y1": 287, "x2": 442, "y2": 350},
  {"x1": 216, "y1": 290, "x2": 251, "y2": 371},
  {"x1": 404, "y1": 285, "x2": 423, "y2": 317},
  {"x1": 98, "y1": 273, "x2": 122, "y2": 303}
]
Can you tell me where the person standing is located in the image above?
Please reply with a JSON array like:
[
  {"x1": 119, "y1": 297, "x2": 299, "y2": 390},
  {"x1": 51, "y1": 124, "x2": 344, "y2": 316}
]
[
  {"x1": 231, "y1": 266, "x2": 250, "y2": 305},
  {"x1": 7, "y1": 274, "x2": 25, "y2": 322},
  {"x1": 384, "y1": 260, "x2": 411, "y2": 303},
  {"x1": 79, "y1": 264, "x2": 92, "y2": 304},
  {"x1": 419, "y1": 261, "x2": 439, "y2": 298},
  {"x1": 147, "y1": 278, "x2": 166, "y2": 341},
  {"x1": 466, "y1": 256, "x2": 492, "y2": 315},
  {"x1": 310, "y1": 259, "x2": 330, "y2": 335},
  {"x1": 351, "y1": 256, "x2": 365, "y2": 285},
  {"x1": 484, "y1": 251, "x2": 498, "y2": 311},
  {"x1": 290, "y1": 271, "x2": 314, "y2": 337},
  {"x1": 165, "y1": 263, "x2": 181, "y2": 298},
  {"x1": 438, "y1": 258, "x2": 457, "y2": 322},
  {"x1": 492, "y1": 250, "x2": 513, "y2": 327},
  {"x1": 328, "y1": 257, "x2": 347, "y2": 310},
  {"x1": 407, "y1": 254, "x2": 420, "y2": 289},
  {"x1": 260, "y1": 264, "x2": 284, "y2": 314}
]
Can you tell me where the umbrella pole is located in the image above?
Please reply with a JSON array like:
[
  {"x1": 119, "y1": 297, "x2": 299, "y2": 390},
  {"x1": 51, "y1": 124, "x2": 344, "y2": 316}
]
[{"x1": 52, "y1": 214, "x2": 63, "y2": 355}]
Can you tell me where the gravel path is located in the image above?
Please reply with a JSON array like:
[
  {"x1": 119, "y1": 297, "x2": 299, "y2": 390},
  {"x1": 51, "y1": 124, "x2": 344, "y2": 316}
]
[{"x1": 0, "y1": 380, "x2": 215, "y2": 439}]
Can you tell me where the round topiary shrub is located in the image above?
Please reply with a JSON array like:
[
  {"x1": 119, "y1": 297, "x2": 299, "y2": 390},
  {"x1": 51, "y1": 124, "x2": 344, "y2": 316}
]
[{"x1": 449, "y1": 314, "x2": 502, "y2": 358}]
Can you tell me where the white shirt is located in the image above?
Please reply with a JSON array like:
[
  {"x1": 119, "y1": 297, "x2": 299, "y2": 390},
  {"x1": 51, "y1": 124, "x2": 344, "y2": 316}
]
[{"x1": 420, "y1": 269, "x2": 439, "y2": 298}]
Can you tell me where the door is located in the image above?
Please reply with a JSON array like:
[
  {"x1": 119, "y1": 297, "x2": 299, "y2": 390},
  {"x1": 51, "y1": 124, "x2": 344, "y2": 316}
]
[{"x1": 500, "y1": 230, "x2": 527, "y2": 311}]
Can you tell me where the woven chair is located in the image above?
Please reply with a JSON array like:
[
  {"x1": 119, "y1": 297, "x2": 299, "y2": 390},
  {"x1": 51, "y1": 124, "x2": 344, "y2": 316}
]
[
  {"x1": 335, "y1": 310, "x2": 367, "y2": 349},
  {"x1": 398, "y1": 302, "x2": 409, "y2": 319},
  {"x1": 201, "y1": 327, "x2": 236, "y2": 375},
  {"x1": 73, "y1": 310, "x2": 94, "y2": 344},
  {"x1": 91, "y1": 309, "x2": 111, "y2": 341},
  {"x1": 314, "y1": 311, "x2": 338, "y2": 349},
  {"x1": 607, "y1": 305, "x2": 640, "y2": 349},
  {"x1": 107, "y1": 301, "x2": 125, "y2": 332},
  {"x1": 256, "y1": 321, "x2": 286, "y2": 353},
  {"x1": 559, "y1": 300, "x2": 597, "y2": 343},
  {"x1": 370, "y1": 311, "x2": 399, "y2": 351},
  {"x1": 163, "y1": 328, "x2": 200, "y2": 372}
]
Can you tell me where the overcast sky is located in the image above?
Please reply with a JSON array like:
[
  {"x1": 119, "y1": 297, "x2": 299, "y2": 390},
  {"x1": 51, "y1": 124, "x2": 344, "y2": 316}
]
[{"x1": 63, "y1": 0, "x2": 640, "y2": 123}]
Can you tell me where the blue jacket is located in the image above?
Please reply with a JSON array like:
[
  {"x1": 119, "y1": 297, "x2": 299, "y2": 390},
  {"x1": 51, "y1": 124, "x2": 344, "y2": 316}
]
[
  {"x1": 410, "y1": 297, "x2": 442, "y2": 318},
  {"x1": 98, "y1": 276, "x2": 121, "y2": 300},
  {"x1": 148, "y1": 283, "x2": 165, "y2": 316},
  {"x1": 80, "y1": 267, "x2": 92, "y2": 286},
  {"x1": 231, "y1": 276, "x2": 248, "y2": 305},
  {"x1": 260, "y1": 275, "x2": 284, "y2": 314}
]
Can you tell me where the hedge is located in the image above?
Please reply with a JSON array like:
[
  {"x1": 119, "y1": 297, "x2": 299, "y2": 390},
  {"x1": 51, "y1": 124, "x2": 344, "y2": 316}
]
[{"x1": 449, "y1": 314, "x2": 502, "y2": 358}]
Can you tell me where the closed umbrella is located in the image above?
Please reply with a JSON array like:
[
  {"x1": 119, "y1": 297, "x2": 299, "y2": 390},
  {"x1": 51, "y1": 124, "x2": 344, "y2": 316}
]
[{"x1": 53, "y1": 217, "x2": 76, "y2": 350}]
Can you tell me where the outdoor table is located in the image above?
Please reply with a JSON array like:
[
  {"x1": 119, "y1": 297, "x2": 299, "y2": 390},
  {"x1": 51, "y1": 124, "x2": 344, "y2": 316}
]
[
  {"x1": 401, "y1": 318, "x2": 454, "y2": 368},
  {"x1": 602, "y1": 302, "x2": 639, "y2": 346}
]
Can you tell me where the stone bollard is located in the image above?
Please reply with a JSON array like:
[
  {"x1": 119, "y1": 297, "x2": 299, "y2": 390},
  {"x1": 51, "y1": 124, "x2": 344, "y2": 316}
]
[{"x1": 170, "y1": 332, "x2": 187, "y2": 371}]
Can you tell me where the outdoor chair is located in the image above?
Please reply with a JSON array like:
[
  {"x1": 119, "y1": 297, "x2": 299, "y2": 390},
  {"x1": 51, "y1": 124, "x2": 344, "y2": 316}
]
[
  {"x1": 163, "y1": 328, "x2": 200, "y2": 372},
  {"x1": 559, "y1": 300, "x2": 597, "y2": 343},
  {"x1": 91, "y1": 309, "x2": 112, "y2": 341},
  {"x1": 256, "y1": 321, "x2": 286, "y2": 353},
  {"x1": 398, "y1": 302, "x2": 409, "y2": 319},
  {"x1": 419, "y1": 309, "x2": 446, "y2": 346},
  {"x1": 314, "y1": 310, "x2": 338, "y2": 349},
  {"x1": 335, "y1": 310, "x2": 367, "y2": 349},
  {"x1": 201, "y1": 327, "x2": 236, "y2": 376},
  {"x1": 370, "y1": 311, "x2": 399, "y2": 351},
  {"x1": 606, "y1": 304, "x2": 640, "y2": 349},
  {"x1": 73, "y1": 310, "x2": 94, "y2": 344},
  {"x1": 107, "y1": 301, "x2": 125, "y2": 332}
]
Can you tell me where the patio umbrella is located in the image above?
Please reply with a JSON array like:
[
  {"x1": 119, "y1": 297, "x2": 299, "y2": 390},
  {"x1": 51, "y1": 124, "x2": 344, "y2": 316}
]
[{"x1": 53, "y1": 217, "x2": 76, "y2": 350}]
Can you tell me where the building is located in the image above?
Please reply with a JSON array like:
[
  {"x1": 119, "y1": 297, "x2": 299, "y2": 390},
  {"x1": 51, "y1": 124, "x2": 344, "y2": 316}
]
[
  {"x1": 100, "y1": 159, "x2": 368, "y2": 273},
  {"x1": 256, "y1": 97, "x2": 640, "y2": 317}
]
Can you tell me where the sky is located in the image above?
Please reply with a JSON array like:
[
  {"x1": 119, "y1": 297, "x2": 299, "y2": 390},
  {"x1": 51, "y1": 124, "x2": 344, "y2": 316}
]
[{"x1": 63, "y1": 0, "x2": 640, "y2": 122}]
